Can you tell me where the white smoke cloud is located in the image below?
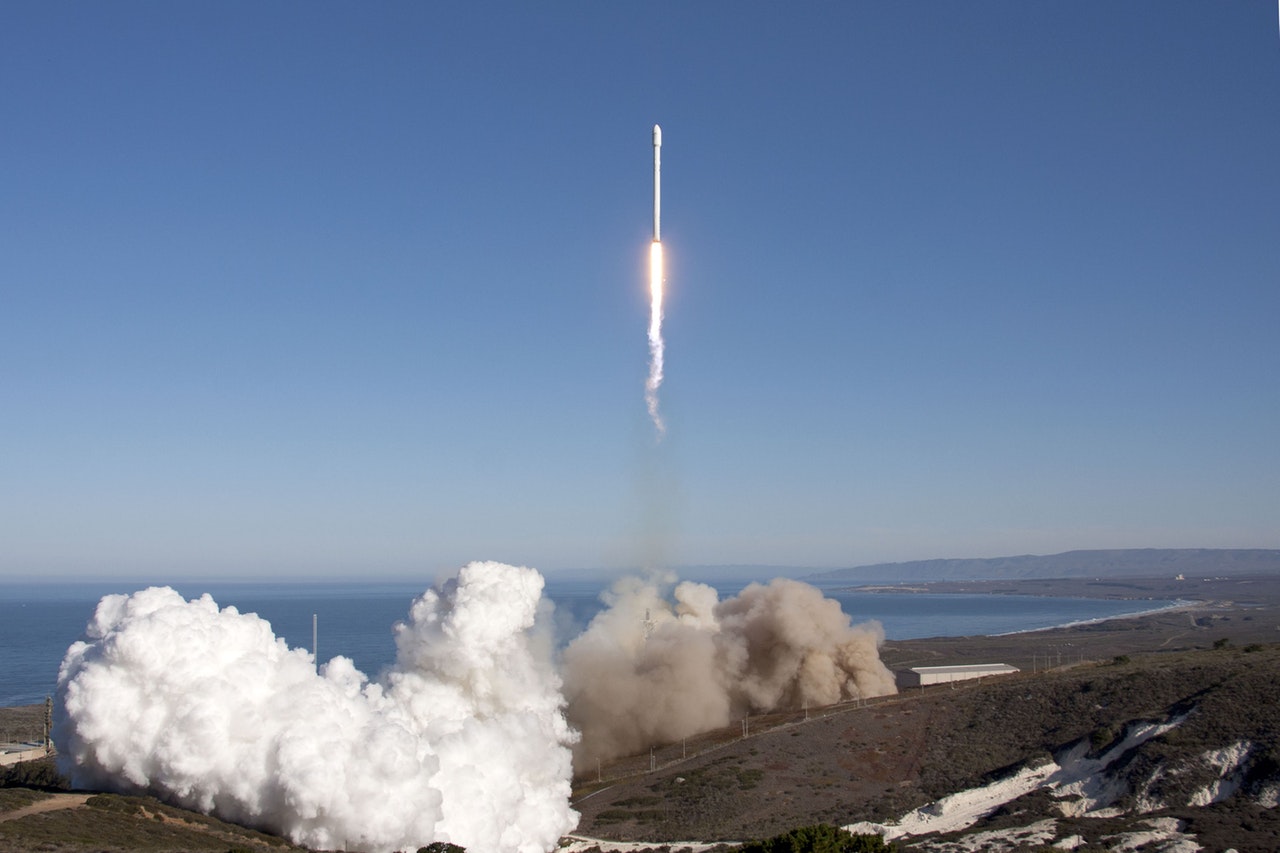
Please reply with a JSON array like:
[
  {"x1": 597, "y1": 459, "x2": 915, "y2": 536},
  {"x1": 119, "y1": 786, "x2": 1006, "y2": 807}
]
[
  {"x1": 55, "y1": 562, "x2": 578, "y2": 853},
  {"x1": 561, "y1": 575, "x2": 898, "y2": 769},
  {"x1": 55, "y1": 564, "x2": 901, "y2": 849}
]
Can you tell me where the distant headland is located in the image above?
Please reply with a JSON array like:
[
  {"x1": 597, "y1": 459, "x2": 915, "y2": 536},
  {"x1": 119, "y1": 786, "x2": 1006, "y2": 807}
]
[{"x1": 804, "y1": 548, "x2": 1280, "y2": 584}]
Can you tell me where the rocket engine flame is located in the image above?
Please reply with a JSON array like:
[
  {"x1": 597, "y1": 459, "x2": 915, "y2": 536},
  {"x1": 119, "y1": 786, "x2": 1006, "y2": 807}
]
[{"x1": 645, "y1": 240, "x2": 666, "y2": 436}]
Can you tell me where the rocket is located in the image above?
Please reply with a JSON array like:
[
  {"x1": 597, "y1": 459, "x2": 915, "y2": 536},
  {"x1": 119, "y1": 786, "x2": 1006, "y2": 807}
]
[
  {"x1": 645, "y1": 125, "x2": 667, "y2": 437},
  {"x1": 652, "y1": 124, "x2": 662, "y2": 242}
]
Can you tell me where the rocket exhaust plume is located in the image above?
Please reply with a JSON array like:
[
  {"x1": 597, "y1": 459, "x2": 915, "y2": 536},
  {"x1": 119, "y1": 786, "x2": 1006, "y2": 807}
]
[
  {"x1": 646, "y1": 242, "x2": 665, "y2": 435},
  {"x1": 645, "y1": 124, "x2": 666, "y2": 436},
  {"x1": 561, "y1": 575, "x2": 898, "y2": 770},
  {"x1": 53, "y1": 562, "x2": 901, "y2": 844},
  {"x1": 54, "y1": 563, "x2": 578, "y2": 853}
]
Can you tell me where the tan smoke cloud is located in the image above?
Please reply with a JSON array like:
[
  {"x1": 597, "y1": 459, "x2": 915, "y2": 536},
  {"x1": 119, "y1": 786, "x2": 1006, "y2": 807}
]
[{"x1": 561, "y1": 575, "x2": 897, "y2": 769}]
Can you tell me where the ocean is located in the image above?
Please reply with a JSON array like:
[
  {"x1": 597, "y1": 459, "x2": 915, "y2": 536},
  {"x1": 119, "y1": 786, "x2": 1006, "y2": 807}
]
[{"x1": 0, "y1": 577, "x2": 1180, "y2": 708}]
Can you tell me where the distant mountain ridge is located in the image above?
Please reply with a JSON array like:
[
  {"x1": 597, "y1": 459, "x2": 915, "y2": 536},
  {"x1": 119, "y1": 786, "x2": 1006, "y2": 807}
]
[{"x1": 804, "y1": 548, "x2": 1280, "y2": 583}]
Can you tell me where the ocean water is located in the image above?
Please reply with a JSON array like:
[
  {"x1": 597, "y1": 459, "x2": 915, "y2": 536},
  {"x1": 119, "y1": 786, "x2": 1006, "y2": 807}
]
[{"x1": 0, "y1": 577, "x2": 1178, "y2": 708}]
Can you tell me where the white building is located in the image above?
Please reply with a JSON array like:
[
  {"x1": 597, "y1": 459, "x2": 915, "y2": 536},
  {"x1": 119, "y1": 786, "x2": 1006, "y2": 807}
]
[{"x1": 899, "y1": 663, "x2": 1020, "y2": 688}]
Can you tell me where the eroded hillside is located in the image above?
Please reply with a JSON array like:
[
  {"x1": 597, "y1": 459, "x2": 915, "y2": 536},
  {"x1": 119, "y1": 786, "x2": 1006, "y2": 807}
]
[{"x1": 573, "y1": 644, "x2": 1280, "y2": 850}]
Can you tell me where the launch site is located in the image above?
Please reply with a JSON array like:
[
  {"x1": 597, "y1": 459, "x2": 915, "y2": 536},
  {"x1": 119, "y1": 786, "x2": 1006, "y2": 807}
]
[{"x1": 3, "y1": 2, "x2": 1279, "y2": 853}]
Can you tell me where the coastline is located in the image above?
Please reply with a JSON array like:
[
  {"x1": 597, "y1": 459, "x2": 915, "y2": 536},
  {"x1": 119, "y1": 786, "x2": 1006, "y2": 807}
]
[
  {"x1": 9, "y1": 574, "x2": 1280, "y2": 853},
  {"x1": 7, "y1": 575, "x2": 1278, "y2": 711},
  {"x1": 848, "y1": 573, "x2": 1277, "y2": 601},
  {"x1": 878, "y1": 574, "x2": 1280, "y2": 672},
  {"x1": 990, "y1": 597, "x2": 1201, "y2": 637}
]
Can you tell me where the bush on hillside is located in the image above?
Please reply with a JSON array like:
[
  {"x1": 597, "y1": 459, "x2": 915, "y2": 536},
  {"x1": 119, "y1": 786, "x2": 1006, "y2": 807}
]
[
  {"x1": 738, "y1": 824, "x2": 894, "y2": 853},
  {"x1": 0, "y1": 756, "x2": 68, "y2": 791}
]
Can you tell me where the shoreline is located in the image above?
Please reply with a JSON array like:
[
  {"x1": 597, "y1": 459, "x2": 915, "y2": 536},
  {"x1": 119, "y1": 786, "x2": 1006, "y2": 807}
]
[
  {"x1": 7, "y1": 577, "x2": 1277, "y2": 711},
  {"x1": 850, "y1": 573, "x2": 1280, "y2": 600},
  {"x1": 989, "y1": 597, "x2": 1202, "y2": 637},
  {"x1": 878, "y1": 575, "x2": 1280, "y2": 672}
]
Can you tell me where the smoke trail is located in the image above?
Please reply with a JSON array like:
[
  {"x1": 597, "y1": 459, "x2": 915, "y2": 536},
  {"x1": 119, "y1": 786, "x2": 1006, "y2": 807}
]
[
  {"x1": 645, "y1": 240, "x2": 666, "y2": 436},
  {"x1": 561, "y1": 575, "x2": 898, "y2": 769},
  {"x1": 55, "y1": 562, "x2": 578, "y2": 853}
]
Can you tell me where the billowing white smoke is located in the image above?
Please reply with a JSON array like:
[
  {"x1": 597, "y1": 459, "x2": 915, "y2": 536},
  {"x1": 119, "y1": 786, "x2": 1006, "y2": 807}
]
[
  {"x1": 55, "y1": 562, "x2": 578, "y2": 853},
  {"x1": 561, "y1": 576, "x2": 898, "y2": 769}
]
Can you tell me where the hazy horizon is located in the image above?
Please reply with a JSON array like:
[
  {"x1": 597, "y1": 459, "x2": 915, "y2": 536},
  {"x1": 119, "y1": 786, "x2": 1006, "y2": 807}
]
[
  {"x1": 3, "y1": 3, "x2": 1277, "y2": 582},
  {"x1": 5, "y1": 546, "x2": 1279, "y2": 591}
]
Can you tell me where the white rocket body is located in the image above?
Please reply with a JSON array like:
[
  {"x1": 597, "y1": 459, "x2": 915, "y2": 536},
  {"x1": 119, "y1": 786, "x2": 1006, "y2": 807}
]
[{"x1": 652, "y1": 124, "x2": 661, "y2": 242}]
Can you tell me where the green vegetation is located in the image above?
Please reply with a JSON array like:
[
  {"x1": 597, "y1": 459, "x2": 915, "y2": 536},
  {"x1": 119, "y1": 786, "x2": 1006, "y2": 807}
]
[
  {"x1": 738, "y1": 824, "x2": 894, "y2": 853},
  {"x1": 0, "y1": 755, "x2": 67, "y2": 791},
  {"x1": 0, "y1": 788, "x2": 305, "y2": 853},
  {"x1": 1089, "y1": 724, "x2": 1117, "y2": 752},
  {"x1": 0, "y1": 788, "x2": 47, "y2": 812}
]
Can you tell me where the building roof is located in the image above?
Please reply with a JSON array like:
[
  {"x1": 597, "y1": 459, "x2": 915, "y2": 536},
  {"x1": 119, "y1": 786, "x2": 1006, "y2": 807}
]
[{"x1": 909, "y1": 663, "x2": 1019, "y2": 675}]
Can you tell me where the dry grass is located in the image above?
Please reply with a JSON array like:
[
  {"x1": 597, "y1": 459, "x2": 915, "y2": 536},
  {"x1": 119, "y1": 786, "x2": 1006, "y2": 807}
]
[
  {"x1": 0, "y1": 790, "x2": 309, "y2": 853},
  {"x1": 574, "y1": 643, "x2": 1280, "y2": 844}
]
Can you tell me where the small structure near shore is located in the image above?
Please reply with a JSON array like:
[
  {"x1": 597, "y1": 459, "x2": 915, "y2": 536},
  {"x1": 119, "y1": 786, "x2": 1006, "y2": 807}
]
[{"x1": 898, "y1": 663, "x2": 1019, "y2": 688}]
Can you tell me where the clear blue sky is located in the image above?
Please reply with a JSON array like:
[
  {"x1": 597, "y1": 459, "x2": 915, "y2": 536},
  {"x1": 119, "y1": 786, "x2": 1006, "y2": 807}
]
[{"x1": 3, "y1": 2, "x2": 1278, "y2": 580}]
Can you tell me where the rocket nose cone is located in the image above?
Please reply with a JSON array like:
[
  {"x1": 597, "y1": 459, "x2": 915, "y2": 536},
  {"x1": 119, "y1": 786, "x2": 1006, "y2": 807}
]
[{"x1": 653, "y1": 125, "x2": 662, "y2": 146}]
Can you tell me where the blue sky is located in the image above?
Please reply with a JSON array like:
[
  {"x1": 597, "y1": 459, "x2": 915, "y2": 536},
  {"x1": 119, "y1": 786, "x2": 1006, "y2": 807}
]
[{"x1": 3, "y1": 2, "x2": 1278, "y2": 580}]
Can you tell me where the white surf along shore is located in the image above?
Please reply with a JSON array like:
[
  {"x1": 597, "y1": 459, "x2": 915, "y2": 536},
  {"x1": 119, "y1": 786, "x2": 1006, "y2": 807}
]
[{"x1": 992, "y1": 598, "x2": 1201, "y2": 637}]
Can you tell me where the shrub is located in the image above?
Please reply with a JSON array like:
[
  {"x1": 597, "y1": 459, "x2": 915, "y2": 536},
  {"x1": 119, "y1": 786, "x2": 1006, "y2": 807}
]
[
  {"x1": 86, "y1": 794, "x2": 143, "y2": 814},
  {"x1": 0, "y1": 756, "x2": 69, "y2": 791},
  {"x1": 0, "y1": 788, "x2": 47, "y2": 812},
  {"x1": 738, "y1": 824, "x2": 894, "y2": 853},
  {"x1": 1090, "y1": 725, "x2": 1116, "y2": 751}
]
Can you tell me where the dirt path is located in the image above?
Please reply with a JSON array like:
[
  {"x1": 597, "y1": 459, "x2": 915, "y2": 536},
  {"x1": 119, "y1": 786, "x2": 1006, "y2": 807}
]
[{"x1": 0, "y1": 793, "x2": 91, "y2": 822}]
